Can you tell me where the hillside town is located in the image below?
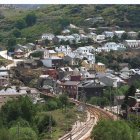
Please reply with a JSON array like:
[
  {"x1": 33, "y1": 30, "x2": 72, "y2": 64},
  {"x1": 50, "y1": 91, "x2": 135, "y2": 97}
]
[{"x1": 0, "y1": 5, "x2": 140, "y2": 140}]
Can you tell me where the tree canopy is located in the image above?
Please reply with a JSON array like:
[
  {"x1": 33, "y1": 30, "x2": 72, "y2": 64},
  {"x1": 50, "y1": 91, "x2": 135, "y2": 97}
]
[{"x1": 91, "y1": 120, "x2": 139, "y2": 140}]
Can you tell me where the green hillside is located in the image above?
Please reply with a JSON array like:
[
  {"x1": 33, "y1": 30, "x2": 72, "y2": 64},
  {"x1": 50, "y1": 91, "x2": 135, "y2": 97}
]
[{"x1": 0, "y1": 5, "x2": 140, "y2": 48}]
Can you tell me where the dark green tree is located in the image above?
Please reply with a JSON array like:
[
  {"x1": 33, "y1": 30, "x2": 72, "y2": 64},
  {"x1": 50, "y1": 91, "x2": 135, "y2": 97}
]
[
  {"x1": 7, "y1": 38, "x2": 16, "y2": 47},
  {"x1": 59, "y1": 94, "x2": 69, "y2": 111},
  {"x1": 15, "y1": 19, "x2": 26, "y2": 29},
  {"x1": 25, "y1": 13, "x2": 37, "y2": 27},
  {"x1": 121, "y1": 33, "x2": 128, "y2": 40},
  {"x1": 112, "y1": 34, "x2": 119, "y2": 43},
  {"x1": 12, "y1": 29, "x2": 21, "y2": 38},
  {"x1": 36, "y1": 114, "x2": 56, "y2": 133},
  {"x1": 44, "y1": 39, "x2": 50, "y2": 46}
]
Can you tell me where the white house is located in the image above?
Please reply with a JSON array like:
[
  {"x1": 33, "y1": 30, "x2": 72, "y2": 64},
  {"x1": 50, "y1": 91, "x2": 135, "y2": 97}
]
[
  {"x1": 72, "y1": 34, "x2": 81, "y2": 43},
  {"x1": 66, "y1": 35, "x2": 75, "y2": 44},
  {"x1": 104, "y1": 42, "x2": 125, "y2": 50},
  {"x1": 96, "y1": 35, "x2": 105, "y2": 41},
  {"x1": 87, "y1": 32, "x2": 97, "y2": 40},
  {"x1": 55, "y1": 45, "x2": 72, "y2": 55},
  {"x1": 114, "y1": 31, "x2": 125, "y2": 38},
  {"x1": 55, "y1": 35, "x2": 67, "y2": 42},
  {"x1": 41, "y1": 33, "x2": 55, "y2": 40},
  {"x1": 96, "y1": 42, "x2": 125, "y2": 53},
  {"x1": 124, "y1": 40, "x2": 140, "y2": 48},
  {"x1": 80, "y1": 34, "x2": 88, "y2": 41},
  {"x1": 62, "y1": 29, "x2": 70, "y2": 34},
  {"x1": 127, "y1": 31, "x2": 137, "y2": 38},
  {"x1": 103, "y1": 31, "x2": 114, "y2": 38},
  {"x1": 74, "y1": 46, "x2": 95, "y2": 63}
]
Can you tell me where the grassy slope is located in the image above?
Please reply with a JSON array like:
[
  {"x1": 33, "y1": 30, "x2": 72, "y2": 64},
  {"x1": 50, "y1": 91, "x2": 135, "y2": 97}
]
[
  {"x1": 0, "y1": 5, "x2": 140, "y2": 48},
  {"x1": 37, "y1": 107, "x2": 86, "y2": 140}
]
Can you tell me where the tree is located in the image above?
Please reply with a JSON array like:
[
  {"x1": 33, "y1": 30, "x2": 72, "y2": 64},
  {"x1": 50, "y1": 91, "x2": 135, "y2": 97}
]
[
  {"x1": 122, "y1": 85, "x2": 136, "y2": 117},
  {"x1": 1, "y1": 96, "x2": 36, "y2": 124},
  {"x1": 36, "y1": 114, "x2": 56, "y2": 133},
  {"x1": 15, "y1": 19, "x2": 26, "y2": 29},
  {"x1": 137, "y1": 32, "x2": 140, "y2": 39},
  {"x1": 30, "y1": 51, "x2": 43, "y2": 58},
  {"x1": 9, "y1": 126, "x2": 37, "y2": 140},
  {"x1": 25, "y1": 13, "x2": 37, "y2": 27},
  {"x1": 7, "y1": 38, "x2": 16, "y2": 47},
  {"x1": 44, "y1": 39, "x2": 50, "y2": 46},
  {"x1": 59, "y1": 94, "x2": 69, "y2": 111},
  {"x1": 121, "y1": 33, "x2": 128, "y2": 40},
  {"x1": 112, "y1": 34, "x2": 119, "y2": 43},
  {"x1": 12, "y1": 29, "x2": 21, "y2": 38},
  {"x1": 91, "y1": 120, "x2": 139, "y2": 140},
  {"x1": 0, "y1": 128, "x2": 11, "y2": 140}
]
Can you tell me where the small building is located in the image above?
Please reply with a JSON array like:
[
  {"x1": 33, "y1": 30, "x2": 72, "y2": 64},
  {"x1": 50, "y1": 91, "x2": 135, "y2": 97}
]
[
  {"x1": 124, "y1": 40, "x2": 140, "y2": 48},
  {"x1": 42, "y1": 57, "x2": 63, "y2": 68},
  {"x1": 78, "y1": 79, "x2": 106, "y2": 100},
  {"x1": 14, "y1": 49, "x2": 24, "y2": 58},
  {"x1": 94, "y1": 62, "x2": 106, "y2": 73},
  {"x1": 114, "y1": 30, "x2": 125, "y2": 38},
  {"x1": 61, "y1": 81, "x2": 80, "y2": 98},
  {"x1": 127, "y1": 31, "x2": 137, "y2": 38},
  {"x1": 42, "y1": 69, "x2": 58, "y2": 79},
  {"x1": 62, "y1": 29, "x2": 70, "y2": 34},
  {"x1": 41, "y1": 33, "x2": 55, "y2": 41},
  {"x1": 55, "y1": 45, "x2": 72, "y2": 56},
  {"x1": 96, "y1": 35, "x2": 105, "y2": 41},
  {"x1": 103, "y1": 31, "x2": 114, "y2": 38}
]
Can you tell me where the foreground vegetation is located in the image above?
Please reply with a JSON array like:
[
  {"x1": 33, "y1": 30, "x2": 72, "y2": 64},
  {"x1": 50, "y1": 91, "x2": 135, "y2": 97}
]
[
  {"x1": 0, "y1": 94, "x2": 85, "y2": 140},
  {"x1": 91, "y1": 120, "x2": 140, "y2": 140}
]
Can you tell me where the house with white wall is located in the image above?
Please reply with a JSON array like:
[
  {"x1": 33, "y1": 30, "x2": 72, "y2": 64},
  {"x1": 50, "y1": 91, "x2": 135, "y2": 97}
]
[
  {"x1": 127, "y1": 31, "x2": 137, "y2": 38},
  {"x1": 55, "y1": 45, "x2": 72, "y2": 56},
  {"x1": 72, "y1": 34, "x2": 81, "y2": 43},
  {"x1": 87, "y1": 32, "x2": 97, "y2": 40},
  {"x1": 114, "y1": 31, "x2": 125, "y2": 38},
  {"x1": 124, "y1": 40, "x2": 140, "y2": 48},
  {"x1": 41, "y1": 33, "x2": 55, "y2": 40},
  {"x1": 103, "y1": 31, "x2": 114, "y2": 38},
  {"x1": 96, "y1": 42, "x2": 125, "y2": 53},
  {"x1": 96, "y1": 35, "x2": 105, "y2": 41}
]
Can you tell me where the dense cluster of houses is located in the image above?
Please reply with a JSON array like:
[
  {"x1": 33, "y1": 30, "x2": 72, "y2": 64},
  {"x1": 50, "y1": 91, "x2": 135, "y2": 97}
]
[{"x1": 1, "y1": 23, "x2": 140, "y2": 117}]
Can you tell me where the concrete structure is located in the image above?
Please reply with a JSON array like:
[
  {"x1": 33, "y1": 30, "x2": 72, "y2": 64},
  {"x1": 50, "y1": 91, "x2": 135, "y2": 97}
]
[
  {"x1": 42, "y1": 57, "x2": 63, "y2": 68},
  {"x1": 96, "y1": 35, "x2": 105, "y2": 41},
  {"x1": 61, "y1": 81, "x2": 80, "y2": 98},
  {"x1": 124, "y1": 40, "x2": 140, "y2": 48},
  {"x1": 94, "y1": 62, "x2": 106, "y2": 73},
  {"x1": 103, "y1": 31, "x2": 114, "y2": 38},
  {"x1": 42, "y1": 69, "x2": 58, "y2": 79},
  {"x1": 114, "y1": 30, "x2": 125, "y2": 38},
  {"x1": 55, "y1": 45, "x2": 72, "y2": 56},
  {"x1": 41, "y1": 33, "x2": 55, "y2": 40},
  {"x1": 127, "y1": 31, "x2": 137, "y2": 38}
]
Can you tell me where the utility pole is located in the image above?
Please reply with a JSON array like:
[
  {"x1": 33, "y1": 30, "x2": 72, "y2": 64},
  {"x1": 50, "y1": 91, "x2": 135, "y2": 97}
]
[
  {"x1": 79, "y1": 87, "x2": 86, "y2": 112},
  {"x1": 49, "y1": 113, "x2": 52, "y2": 139},
  {"x1": 17, "y1": 122, "x2": 20, "y2": 140}
]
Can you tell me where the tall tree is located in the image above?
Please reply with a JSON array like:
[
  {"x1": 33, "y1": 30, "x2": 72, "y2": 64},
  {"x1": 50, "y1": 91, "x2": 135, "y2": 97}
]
[
  {"x1": 15, "y1": 19, "x2": 26, "y2": 29},
  {"x1": 91, "y1": 120, "x2": 139, "y2": 140},
  {"x1": 25, "y1": 13, "x2": 37, "y2": 26}
]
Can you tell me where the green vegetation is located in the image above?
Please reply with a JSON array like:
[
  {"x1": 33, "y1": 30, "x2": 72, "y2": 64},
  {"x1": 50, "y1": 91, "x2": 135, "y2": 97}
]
[
  {"x1": 0, "y1": 56, "x2": 12, "y2": 66},
  {"x1": 89, "y1": 97, "x2": 109, "y2": 107},
  {"x1": 91, "y1": 120, "x2": 139, "y2": 140},
  {"x1": 0, "y1": 95, "x2": 85, "y2": 140},
  {"x1": 1, "y1": 5, "x2": 140, "y2": 48}
]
